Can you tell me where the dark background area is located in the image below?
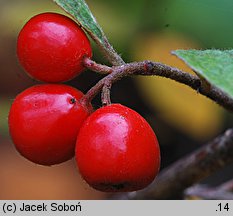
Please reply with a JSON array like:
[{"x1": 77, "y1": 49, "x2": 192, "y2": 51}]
[{"x1": 0, "y1": 0, "x2": 232, "y2": 199}]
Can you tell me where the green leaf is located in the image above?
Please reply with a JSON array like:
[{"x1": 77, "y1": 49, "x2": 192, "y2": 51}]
[
  {"x1": 53, "y1": 0, "x2": 124, "y2": 66},
  {"x1": 53, "y1": 0, "x2": 105, "y2": 44},
  {"x1": 173, "y1": 49, "x2": 233, "y2": 98}
]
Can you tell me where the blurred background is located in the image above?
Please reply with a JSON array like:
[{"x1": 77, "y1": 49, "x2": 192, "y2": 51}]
[{"x1": 0, "y1": 0, "x2": 233, "y2": 199}]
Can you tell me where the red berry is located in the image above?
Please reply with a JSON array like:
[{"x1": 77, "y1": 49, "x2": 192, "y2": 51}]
[
  {"x1": 17, "y1": 12, "x2": 92, "y2": 83},
  {"x1": 75, "y1": 104, "x2": 160, "y2": 192},
  {"x1": 8, "y1": 84, "x2": 92, "y2": 165}
]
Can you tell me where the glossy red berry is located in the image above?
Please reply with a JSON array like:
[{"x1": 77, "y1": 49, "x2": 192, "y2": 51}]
[
  {"x1": 8, "y1": 84, "x2": 92, "y2": 165},
  {"x1": 17, "y1": 12, "x2": 92, "y2": 83},
  {"x1": 75, "y1": 104, "x2": 160, "y2": 192}
]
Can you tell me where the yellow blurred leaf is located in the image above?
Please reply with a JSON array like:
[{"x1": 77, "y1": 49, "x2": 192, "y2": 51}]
[{"x1": 131, "y1": 32, "x2": 223, "y2": 140}]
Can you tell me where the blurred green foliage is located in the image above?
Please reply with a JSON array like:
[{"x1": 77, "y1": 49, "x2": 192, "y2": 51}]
[
  {"x1": 161, "y1": 0, "x2": 233, "y2": 48},
  {"x1": 1, "y1": 0, "x2": 233, "y2": 51},
  {"x1": 89, "y1": 0, "x2": 233, "y2": 51}
]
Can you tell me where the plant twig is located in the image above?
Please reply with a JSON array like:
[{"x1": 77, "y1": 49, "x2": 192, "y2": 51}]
[
  {"x1": 82, "y1": 58, "x2": 233, "y2": 112},
  {"x1": 219, "y1": 179, "x2": 233, "y2": 192},
  {"x1": 83, "y1": 56, "x2": 112, "y2": 74},
  {"x1": 81, "y1": 58, "x2": 125, "y2": 103},
  {"x1": 184, "y1": 184, "x2": 233, "y2": 200},
  {"x1": 101, "y1": 81, "x2": 112, "y2": 106},
  {"x1": 98, "y1": 36, "x2": 125, "y2": 66},
  {"x1": 112, "y1": 128, "x2": 233, "y2": 199}
]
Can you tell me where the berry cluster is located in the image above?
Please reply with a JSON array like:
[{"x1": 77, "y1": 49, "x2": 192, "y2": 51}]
[{"x1": 9, "y1": 13, "x2": 161, "y2": 192}]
